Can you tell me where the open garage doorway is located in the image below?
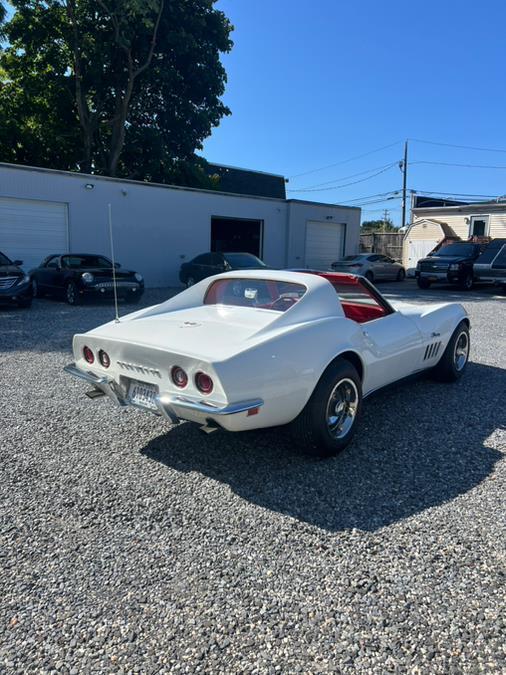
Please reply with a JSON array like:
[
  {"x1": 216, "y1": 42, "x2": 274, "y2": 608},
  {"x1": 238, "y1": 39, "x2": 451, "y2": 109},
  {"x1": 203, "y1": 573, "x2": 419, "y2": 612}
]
[{"x1": 211, "y1": 217, "x2": 263, "y2": 257}]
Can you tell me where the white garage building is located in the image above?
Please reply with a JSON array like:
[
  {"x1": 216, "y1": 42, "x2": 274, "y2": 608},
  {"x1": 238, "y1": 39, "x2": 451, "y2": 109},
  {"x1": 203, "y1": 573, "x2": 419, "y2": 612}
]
[{"x1": 0, "y1": 162, "x2": 361, "y2": 287}]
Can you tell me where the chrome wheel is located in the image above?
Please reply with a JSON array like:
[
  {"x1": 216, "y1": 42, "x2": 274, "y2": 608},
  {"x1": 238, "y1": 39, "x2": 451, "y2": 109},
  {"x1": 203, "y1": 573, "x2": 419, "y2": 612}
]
[
  {"x1": 66, "y1": 283, "x2": 76, "y2": 304},
  {"x1": 326, "y1": 378, "x2": 359, "y2": 439},
  {"x1": 186, "y1": 277, "x2": 195, "y2": 288},
  {"x1": 454, "y1": 331, "x2": 469, "y2": 371}
]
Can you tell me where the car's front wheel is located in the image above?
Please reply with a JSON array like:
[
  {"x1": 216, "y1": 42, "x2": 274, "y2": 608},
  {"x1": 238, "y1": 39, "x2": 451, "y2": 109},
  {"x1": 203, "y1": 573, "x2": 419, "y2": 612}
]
[
  {"x1": 417, "y1": 277, "x2": 431, "y2": 289},
  {"x1": 66, "y1": 281, "x2": 80, "y2": 305},
  {"x1": 432, "y1": 321, "x2": 470, "y2": 382},
  {"x1": 459, "y1": 272, "x2": 474, "y2": 291},
  {"x1": 32, "y1": 279, "x2": 44, "y2": 298},
  {"x1": 291, "y1": 358, "x2": 362, "y2": 458}
]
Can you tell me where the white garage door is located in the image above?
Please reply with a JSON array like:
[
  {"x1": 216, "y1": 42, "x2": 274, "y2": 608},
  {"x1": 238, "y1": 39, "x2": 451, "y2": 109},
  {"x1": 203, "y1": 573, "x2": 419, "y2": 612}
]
[
  {"x1": 0, "y1": 197, "x2": 68, "y2": 271},
  {"x1": 305, "y1": 220, "x2": 345, "y2": 270}
]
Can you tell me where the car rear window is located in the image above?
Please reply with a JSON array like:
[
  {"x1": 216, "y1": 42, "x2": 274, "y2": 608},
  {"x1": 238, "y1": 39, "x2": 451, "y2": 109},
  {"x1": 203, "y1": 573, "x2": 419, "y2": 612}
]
[{"x1": 204, "y1": 278, "x2": 306, "y2": 312}]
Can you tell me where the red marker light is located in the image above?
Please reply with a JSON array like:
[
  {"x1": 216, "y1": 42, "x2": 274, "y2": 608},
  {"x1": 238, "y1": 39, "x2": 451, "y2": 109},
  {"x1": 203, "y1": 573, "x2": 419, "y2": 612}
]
[
  {"x1": 171, "y1": 366, "x2": 188, "y2": 388},
  {"x1": 195, "y1": 372, "x2": 213, "y2": 394},
  {"x1": 83, "y1": 346, "x2": 94, "y2": 364}
]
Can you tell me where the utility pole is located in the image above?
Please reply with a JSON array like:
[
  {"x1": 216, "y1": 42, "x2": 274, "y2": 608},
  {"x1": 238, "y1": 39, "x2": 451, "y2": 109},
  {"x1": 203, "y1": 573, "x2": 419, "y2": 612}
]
[
  {"x1": 382, "y1": 209, "x2": 389, "y2": 232},
  {"x1": 401, "y1": 139, "x2": 408, "y2": 229}
]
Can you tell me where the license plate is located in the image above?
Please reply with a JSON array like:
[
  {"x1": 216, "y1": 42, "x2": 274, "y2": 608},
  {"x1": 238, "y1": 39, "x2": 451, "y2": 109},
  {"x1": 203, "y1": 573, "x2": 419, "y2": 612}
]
[{"x1": 127, "y1": 380, "x2": 159, "y2": 410}]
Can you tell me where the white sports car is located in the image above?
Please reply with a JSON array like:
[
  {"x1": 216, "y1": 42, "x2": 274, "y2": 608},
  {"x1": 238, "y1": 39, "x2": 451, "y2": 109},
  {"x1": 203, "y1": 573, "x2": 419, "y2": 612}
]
[{"x1": 64, "y1": 270, "x2": 470, "y2": 456}]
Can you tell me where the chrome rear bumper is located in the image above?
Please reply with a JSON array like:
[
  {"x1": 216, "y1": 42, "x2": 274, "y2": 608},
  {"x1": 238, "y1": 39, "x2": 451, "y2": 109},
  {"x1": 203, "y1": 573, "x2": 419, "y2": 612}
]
[{"x1": 64, "y1": 363, "x2": 263, "y2": 424}]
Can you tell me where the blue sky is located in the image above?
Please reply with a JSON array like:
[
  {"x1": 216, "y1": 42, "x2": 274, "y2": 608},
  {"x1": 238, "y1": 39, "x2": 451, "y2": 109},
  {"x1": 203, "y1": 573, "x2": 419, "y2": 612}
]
[{"x1": 203, "y1": 0, "x2": 506, "y2": 224}]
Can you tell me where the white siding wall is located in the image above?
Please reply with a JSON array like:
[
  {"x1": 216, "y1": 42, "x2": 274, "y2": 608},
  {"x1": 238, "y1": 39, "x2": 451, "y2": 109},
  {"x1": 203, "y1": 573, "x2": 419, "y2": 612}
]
[
  {"x1": 0, "y1": 164, "x2": 360, "y2": 286},
  {"x1": 413, "y1": 208, "x2": 506, "y2": 239}
]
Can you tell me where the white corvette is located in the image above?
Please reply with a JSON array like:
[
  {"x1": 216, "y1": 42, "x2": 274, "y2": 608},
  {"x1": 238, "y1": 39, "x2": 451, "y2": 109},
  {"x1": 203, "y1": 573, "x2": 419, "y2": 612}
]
[{"x1": 64, "y1": 270, "x2": 470, "y2": 456}]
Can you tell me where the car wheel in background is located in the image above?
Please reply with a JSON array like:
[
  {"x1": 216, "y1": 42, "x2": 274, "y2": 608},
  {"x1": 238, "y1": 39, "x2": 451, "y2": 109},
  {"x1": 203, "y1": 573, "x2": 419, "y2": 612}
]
[
  {"x1": 291, "y1": 357, "x2": 362, "y2": 458},
  {"x1": 432, "y1": 320, "x2": 470, "y2": 382},
  {"x1": 186, "y1": 276, "x2": 196, "y2": 288},
  {"x1": 396, "y1": 268, "x2": 406, "y2": 281},
  {"x1": 365, "y1": 271, "x2": 374, "y2": 283},
  {"x1": 459, "y1": 273, "x2": 474, "y2": 291},
  {"x1": 32, "y1": 279, "x2": 44, "y2": 298},
  {"x1": 66, "y1": 281, "x2": 80, "y2": 305},
  {"x1": 417, "y1": 277, "x2": 431, "y2": 289}
]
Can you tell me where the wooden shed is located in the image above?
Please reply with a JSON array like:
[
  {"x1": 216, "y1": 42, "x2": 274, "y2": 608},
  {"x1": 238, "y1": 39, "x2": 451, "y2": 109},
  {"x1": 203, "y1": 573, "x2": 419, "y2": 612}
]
[{"x1": 402, "y1": 219, "x2": 458, "y2": 276}]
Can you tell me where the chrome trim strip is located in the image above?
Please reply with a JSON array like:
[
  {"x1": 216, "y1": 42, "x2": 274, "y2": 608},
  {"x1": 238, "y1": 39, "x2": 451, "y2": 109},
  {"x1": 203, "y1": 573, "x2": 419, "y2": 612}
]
[
  {"x1": 158, "y1": 394, "x2": 264, "y2": 417},
  {"x1": 64, "y1": 363, "x2": 127, "y2": 407}
]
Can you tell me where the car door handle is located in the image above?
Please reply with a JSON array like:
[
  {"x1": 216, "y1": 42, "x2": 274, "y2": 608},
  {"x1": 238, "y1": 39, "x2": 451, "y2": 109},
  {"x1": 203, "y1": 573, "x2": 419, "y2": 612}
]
[{"x1": 431, "y1": 331, "x2": 440, "y2": 337}]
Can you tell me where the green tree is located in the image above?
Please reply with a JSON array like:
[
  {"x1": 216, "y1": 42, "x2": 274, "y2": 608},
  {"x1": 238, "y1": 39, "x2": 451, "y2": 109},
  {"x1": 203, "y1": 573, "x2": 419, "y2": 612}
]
[
  {"x1": 361, "y1": 219, "x2": 398, "y2": 232},
  {"x1": 0, "y1": 0, "x2": 232, "y2": 184}
]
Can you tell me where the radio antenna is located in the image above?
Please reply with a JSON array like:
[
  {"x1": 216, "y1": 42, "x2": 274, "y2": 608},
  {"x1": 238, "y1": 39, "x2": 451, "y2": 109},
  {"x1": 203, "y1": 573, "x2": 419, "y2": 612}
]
[{"x1": 108, "y1": 203, "x2": 120, "y2": 323}]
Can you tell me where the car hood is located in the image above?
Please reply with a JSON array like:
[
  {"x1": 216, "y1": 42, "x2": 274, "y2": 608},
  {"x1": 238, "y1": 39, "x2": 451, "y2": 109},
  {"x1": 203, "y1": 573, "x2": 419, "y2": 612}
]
[
  {"x1": 0, "y1": 264, "x2": 23, "y2": 277},
  {"x1": 419, "y1": 255, "x2": 471, "y2": 265}
]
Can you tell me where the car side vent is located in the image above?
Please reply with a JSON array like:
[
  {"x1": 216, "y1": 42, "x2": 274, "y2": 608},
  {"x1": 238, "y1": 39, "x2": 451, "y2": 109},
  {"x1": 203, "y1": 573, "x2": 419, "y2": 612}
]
[{"x1": 424, "y1": 341, "x2": 442, "y2": 360}]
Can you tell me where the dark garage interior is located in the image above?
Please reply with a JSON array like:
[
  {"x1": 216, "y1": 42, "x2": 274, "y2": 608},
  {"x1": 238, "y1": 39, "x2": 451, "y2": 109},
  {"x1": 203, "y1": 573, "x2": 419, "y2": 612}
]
[{"x1": 211, "y1": 217, "x2": 263, "y2": 257}]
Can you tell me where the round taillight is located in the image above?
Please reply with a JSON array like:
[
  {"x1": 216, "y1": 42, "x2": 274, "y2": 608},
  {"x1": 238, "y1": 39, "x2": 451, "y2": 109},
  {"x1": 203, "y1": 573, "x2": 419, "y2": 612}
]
[
  {"x1": 98, "y1": 350, "x2": 110, "y2": 368},
  {"x1": 195, "y1": 372, "x2": 213, "y2": 395},
  {"x1": 83, "y1": 346, "x2": 94, "y2": 364},
  {"x1": 171, "y1": 366, "x2": 188, "y2": 388}
]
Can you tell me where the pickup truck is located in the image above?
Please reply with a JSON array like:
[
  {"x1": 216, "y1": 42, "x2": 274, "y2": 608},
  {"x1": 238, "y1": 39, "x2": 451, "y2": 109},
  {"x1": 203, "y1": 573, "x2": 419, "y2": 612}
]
[{"x1": 415, "y1": 242, "x2": 483, "y2": 290}]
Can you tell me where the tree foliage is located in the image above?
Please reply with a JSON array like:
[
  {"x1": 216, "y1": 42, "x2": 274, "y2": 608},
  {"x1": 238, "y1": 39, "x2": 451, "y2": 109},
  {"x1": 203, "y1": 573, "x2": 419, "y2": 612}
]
[
  {"x1": 361, "y1": 219, "x2": 398, "y2": 232},
  {"x1": 0, "y1": 0, "x2": 232, "y2": 185}
]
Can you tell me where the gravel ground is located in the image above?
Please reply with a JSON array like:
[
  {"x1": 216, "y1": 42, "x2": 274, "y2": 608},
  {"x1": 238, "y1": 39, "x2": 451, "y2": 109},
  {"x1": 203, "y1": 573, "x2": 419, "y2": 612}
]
[{"x1": 1, "y1": 281, "x2": 505, "y2": 674}]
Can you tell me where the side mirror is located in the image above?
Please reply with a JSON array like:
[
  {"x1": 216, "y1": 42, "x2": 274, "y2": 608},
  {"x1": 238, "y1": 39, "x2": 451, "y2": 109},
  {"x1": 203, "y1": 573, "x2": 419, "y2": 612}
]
[
  {"x1": 114, "y1": 262, "x2": 121, "y2": 268},
  {"x1": 13, "y1": 259, "x2": 23, "y2": 266}
]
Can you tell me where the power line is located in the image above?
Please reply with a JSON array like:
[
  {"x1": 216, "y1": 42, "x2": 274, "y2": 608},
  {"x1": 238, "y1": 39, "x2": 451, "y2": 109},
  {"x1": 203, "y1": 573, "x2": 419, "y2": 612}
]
[
  {"x1": 287, "y1": 164, "x2": 396, "y2": 193},
  {"x1": 412, "y1": 160, "x2": 506, "y2": 170},
  {"x1": 410, "y1": 138, "x2": 506, "y2": 154},
  {"x1": 339, "y1": 190, "x2": 401, "y2": 204},
  {"x1": 287, "y1": 162, "x2": 398, "y2": 190},
  {"x1": 288, "y1": 141, "x2": 401, "y2": 179}
]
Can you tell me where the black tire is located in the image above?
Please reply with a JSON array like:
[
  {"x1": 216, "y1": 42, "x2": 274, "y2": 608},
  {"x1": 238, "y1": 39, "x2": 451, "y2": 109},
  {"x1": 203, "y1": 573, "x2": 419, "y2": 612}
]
[
  {"x1": 432, "y1": 321, "x2": 470, "y2": 382},
  {"x1": 417, "y1": 277, "x2": 431, "y2": 289},
  {"x1": 365, "y1": 271, "x2": 374, "y2": 283},
  {"x1": 291, "y1": 357, "x2": 362, "y2": 458},
  {"x1": 186, "y1": 276, "x2": 196, "y2": 288},
  {"x1": 32, "y1": 279, "x2": 44, "y2": 298},
  {"x1": 66, "y1": 281, "x2": 80, "y2": 305},
  {"x1": 459, "y1": 272, "x2": 474, "y2": 291},
  {"x1": 17, "y1": 296, "x2": 32, "y2": 308},
  {"x1": 396, "y1": 268, "x2": 406, "y2": 281}
]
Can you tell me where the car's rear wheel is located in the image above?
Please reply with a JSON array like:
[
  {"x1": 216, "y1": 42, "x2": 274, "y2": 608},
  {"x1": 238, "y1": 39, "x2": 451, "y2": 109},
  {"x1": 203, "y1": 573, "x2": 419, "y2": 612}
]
[
  {"x1": 396, "y1": 268, "x2": 406, "y2": 281},
  {"x1": 66, "y1": 281, "x2": 80, "y2": 305},
  {"x1": 32, "y1": 279, "x2": 44, "y2": 298},
  {"x1": 365, "y1": 271, "x2": 374, "y2": 283},
  {"x1": 291, "y1": 358, "x2": 362, "y2": 458},
  {"x1": 186, "y1": 276, "x2": 196, "y2": 288},
  {"x1": 459, "y1": 272, "x2": 474, "y2": 291},
  {"x1": 432, "y1": 321, "x2": 470, "y2": 382},
  {"x1": 417, "y1": 277, "x2": 431, "y2": 289}
]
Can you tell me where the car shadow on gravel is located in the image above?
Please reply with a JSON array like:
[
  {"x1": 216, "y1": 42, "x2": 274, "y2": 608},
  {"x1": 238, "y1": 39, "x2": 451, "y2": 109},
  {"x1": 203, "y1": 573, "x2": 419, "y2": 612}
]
[{"x1": 141, "y1": 362, "x2": 505, "y2": 533}]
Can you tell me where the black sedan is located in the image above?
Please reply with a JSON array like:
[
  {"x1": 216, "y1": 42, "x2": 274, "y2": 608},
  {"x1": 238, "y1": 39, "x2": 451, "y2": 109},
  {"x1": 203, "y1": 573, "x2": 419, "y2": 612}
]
[
  {"x1": 179, "y1": 252, "x2": 268, "y2": 287},
  {"x1": 30, "y1": 253, "x2": 144, "y2": 305},
  {"x1": 0, "y1": 251, "x2": 33, "y2": 308}
]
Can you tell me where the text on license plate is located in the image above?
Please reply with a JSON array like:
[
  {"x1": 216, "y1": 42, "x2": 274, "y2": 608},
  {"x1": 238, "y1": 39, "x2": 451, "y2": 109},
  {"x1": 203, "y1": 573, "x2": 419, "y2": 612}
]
[{"x1": 128, "y1": 380, "x2": 159, "y2": 410}]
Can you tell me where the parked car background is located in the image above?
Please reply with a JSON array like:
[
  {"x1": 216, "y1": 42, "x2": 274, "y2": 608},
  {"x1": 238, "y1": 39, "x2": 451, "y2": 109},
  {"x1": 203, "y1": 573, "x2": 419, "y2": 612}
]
[
  {"x1": 473, "y1": 238, "x2": 506, "y2": 288},
  {"x1": 415, "y1": 242, "x2": 484, "y2": 290},
  {"x1": 30, "y1": 253, "x2": 144, "y2": 305},
  {"x1": 179, "y1": 251, "x2": 268, "y2": 287},
  {"x1": 330, "y1": 253, "x2": 405, "y2": 282},
  {"x1": 0, "y1": 250, "x2": 33, "y2": 308}
]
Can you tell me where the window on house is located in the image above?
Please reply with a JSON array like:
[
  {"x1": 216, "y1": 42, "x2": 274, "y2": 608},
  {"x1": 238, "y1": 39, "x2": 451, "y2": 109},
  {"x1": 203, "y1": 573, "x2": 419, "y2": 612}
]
[{"x1": 469, "y1": 216, "x2": 489, "y2": 237}]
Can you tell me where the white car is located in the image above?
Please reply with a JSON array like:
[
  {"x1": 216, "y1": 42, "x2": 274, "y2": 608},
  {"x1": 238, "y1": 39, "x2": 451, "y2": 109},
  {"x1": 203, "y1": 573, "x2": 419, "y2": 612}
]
[{"x1": 64, "y1": 270, "x2": 470, "y2": 457}]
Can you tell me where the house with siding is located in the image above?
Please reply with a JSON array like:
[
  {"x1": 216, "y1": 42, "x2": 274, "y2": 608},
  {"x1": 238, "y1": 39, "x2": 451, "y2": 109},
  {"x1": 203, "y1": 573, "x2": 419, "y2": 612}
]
[{"x1": 402, "y1": 197, "x2": 506, "y2": 274}]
